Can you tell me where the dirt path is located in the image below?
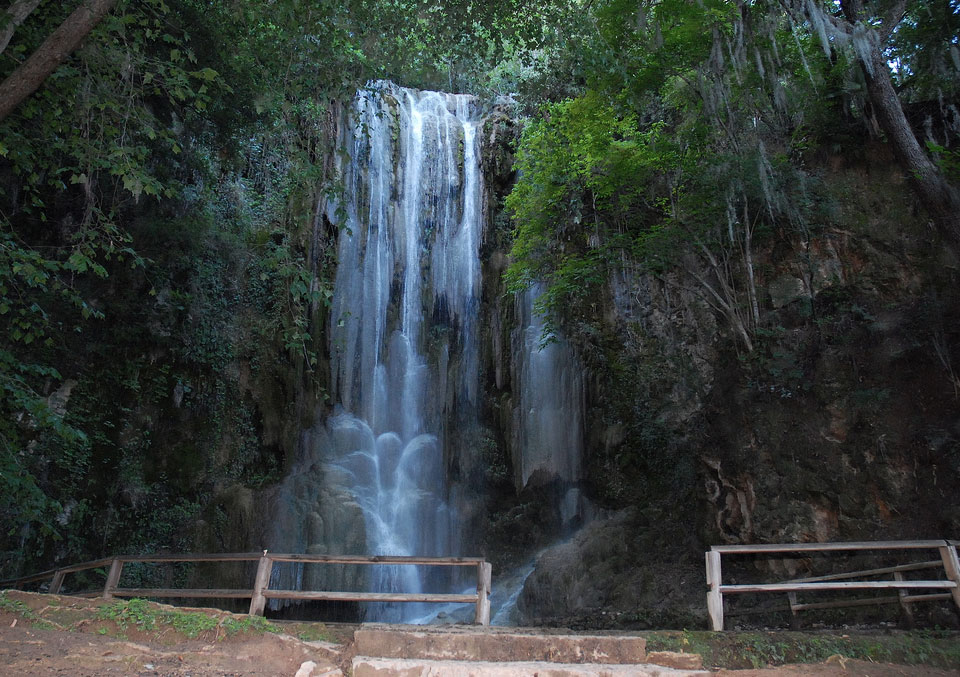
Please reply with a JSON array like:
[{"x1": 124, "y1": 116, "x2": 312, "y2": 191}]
[
  {"x1": 0, "y1": 590, "x2": 345, "y2": 676},
  {"x1": 0, "y1": 613, "x2": 342, "y2": 676}
]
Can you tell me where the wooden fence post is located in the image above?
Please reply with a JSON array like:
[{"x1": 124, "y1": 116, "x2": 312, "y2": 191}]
[
  {"x1": 787, "y1": 592, "x2": 800, "y2": 630},
  {"x1": 706, "y1": 549, "x2": 724, "y2": 631},
  {"x1": 249, "y1": 554, "x2": 273, "y2": 616},
  {"x1": 102, "y1": 558, "x2": 123, "y2": 599},
  {"x1": 939, "y1": 542, "x2": 960, "y2": 612},
  {"x1": 893, "y1": 571, "x2": 915, "y2": 628},
  {"x1": 48, "y1": 570, "x2": 65, "y2": 595},
  {"x1": 474, "y1": 561, "x2": 491, "y2": 625}
]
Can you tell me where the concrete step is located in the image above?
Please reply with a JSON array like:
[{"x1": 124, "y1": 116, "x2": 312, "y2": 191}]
[
  {"x1": 352, "y1": 656, "x2": 711, "y2": 677},
  {"x1": 354, "y1": 625, "x2": 647, "y2": 665}
]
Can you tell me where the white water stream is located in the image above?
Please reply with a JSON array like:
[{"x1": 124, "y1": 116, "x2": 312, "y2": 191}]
[
  {"x1": 264, "y1": 82, "x2": 585, "y2": 623},
  {"x1": 324, "y1": 83, "x2": 482, "y2": 620}
]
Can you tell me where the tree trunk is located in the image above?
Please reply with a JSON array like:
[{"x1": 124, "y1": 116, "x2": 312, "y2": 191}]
[
  {"x1": 0, "y1": 0, "x2": 43, "y2": 56},
  {"x1": 861, "y1": 43, "x2": 960, "y2": 248},
  {"x1": 0, "y1": 0, "x2": 118, "y2": 124}
]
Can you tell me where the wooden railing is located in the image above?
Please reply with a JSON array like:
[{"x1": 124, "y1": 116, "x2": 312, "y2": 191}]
[
  {"x1": 705, "y1": 540, "x2": 960, "y2": 631},
  {"x1": 1, "y1": 552, "x2": 493, "y2": 625}
]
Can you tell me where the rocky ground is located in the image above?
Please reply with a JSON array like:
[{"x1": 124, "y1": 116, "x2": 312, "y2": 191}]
[
  {"x1": 1, "y1": 591, "x2": 957, "y2": 676},
  {"x1": 0, "y1": 619, "x2": 338, "y2": 676}
]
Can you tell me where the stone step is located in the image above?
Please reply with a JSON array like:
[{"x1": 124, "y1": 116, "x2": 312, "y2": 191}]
[
  {"x1": 354, "y1": 625, "x2": 647, "y2": 665},
  {"x1": 352, "y1": 656, "x2": 711, "y2": 677}
]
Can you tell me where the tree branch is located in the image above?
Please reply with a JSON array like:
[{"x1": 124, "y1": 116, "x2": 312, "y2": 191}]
[
  {"x1": 877, "y1": 0, "x2": 907, "y2": 42},
  {"x1": 840, "y1": 0, "x2": 864, "y2": 23},
  {"x1": 0, "y1": 0, "x2": 118, "y2": 124},
  {"x1": 0, "y1": 0, "x2": 42, "y2": 57}
]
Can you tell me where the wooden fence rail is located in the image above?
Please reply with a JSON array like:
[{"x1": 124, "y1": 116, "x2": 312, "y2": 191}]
[
  {"x1": 1, "y1": 552, "x2": 493, "y2": 625},
  {"x1": 705, "y1": 539, "x2": 960, "y2": 631}
]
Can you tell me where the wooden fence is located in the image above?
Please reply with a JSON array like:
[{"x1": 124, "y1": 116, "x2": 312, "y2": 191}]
[
  {"x1": 705, "y1": 540, "x2": 960, "y2": 631},
  {"x1": 1, "y1": 552, "x2": 493, "y2": 625}
]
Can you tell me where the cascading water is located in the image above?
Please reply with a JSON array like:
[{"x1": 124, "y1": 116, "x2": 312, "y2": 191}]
[
  {"x1": 263, "y1": 82, "x2": 587, "y2": 625},
  {"x1": 329, "y1": 82, "x2": 482, "y2": 436},
  {"x1": 271, "y1": 82, "x2": 484, "y2": 621},
  {"x1": 511, "y1": 286, "x2": 586, "y2": 527}
]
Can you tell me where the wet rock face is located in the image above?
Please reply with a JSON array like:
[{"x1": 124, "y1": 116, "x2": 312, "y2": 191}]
[
  {"x1": 700, "y1": 226, "x2": 959, "y2": 550},
  {"x1": 517, "y1": 511, "x2": 705, "y2": 628},
  {"x1": 509, "y1": 145, "x2": 960, "y2": 625},
  {"x1": 479, "y1": 110, "x2": 517, "y2": 197}
]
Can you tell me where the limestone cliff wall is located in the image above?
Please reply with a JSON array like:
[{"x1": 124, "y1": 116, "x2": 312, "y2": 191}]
[{"x1": 474, "y1": 131, "x2": 960, "y2": 627}]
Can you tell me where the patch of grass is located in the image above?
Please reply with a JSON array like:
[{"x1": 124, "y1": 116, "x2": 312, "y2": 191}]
[
  {"x1": 94, "y1": 598, "x2": 279, "y2": 640},
  {"x1": 288, "y1": 622, "x2": 337, "y2": 643},
  {"x1": 0, "y1": 591, "x2": 31, "y2": 615},
  {"x1": 0, "y1": 591, "x2": 57, "y2": 630},
  {"x1": 221, "y1": 614, "x2": 281, "y2": 636},
  {"x1": 643, "y1": 629, "x2": 960, "y2": 670}
]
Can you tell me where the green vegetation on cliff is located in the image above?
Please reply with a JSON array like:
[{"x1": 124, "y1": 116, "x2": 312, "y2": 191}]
[
  {"x1": 496, "y1": 0, "x2": 960, "y2": 627},
  {"x1": 506, "y1": 0, "x2": 960, "y2": 351}
]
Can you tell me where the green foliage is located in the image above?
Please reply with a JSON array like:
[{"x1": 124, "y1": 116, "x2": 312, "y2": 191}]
[
  {"x1": 888, "y1": 1, "x2": 960, "y2": 102},
  {"x1": 0, "y1": 590, "x2": 32, "y2": 615},
  {"x1": 0, "y1": 0, "x2": 347, "y2": 572},
  {"x1": 292, "y1": 623, "x2": 337, "y2": 642},
  {"x1": 0, "y1": 0, "x2": 233, "y2": 557},
  {"x1": 0, "y1": 591, "x2": 57, "y2": 629},
  {"x1": 504, "y1": 0, "x2": 836, "y2": 352},
  {"x1": 928, "y1": 141, "x2": 960, "y2": 183},
  {"x1": 256, "y1": 232, "x2": 330, "y2": 369},
  {"x1": 505, "y1": 91, "x2": 681, "y2": 332}
]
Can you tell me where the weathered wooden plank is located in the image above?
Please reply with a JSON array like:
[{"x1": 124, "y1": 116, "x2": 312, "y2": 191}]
[
  {"x1": 48, "y1": 570, "x2": 65, "y2": 595},
  {"x1": 901, "y1": 592, "x2": 954, "y2": 603},
  {"x1": 266, "y1": 554, "x2": 485, "y2": 565},
  {"x1": 3, "y1": 553, "x2": 490, "y2": 590},
  {"x1": 939, "y1": 544, "x2": 960, "y2": 611},
  {"x1": 102, "y1": 559, "x2": 124, "y2": 600},
  {"x1": 786, "y1": 591, "x2": 800, "y2": 629},
  {"x1": 721, "y1": 580, "x2": 956, "y2": 594},
  {"x1": 110, "y1": 588, "x2": 253, "y2": 599},
  {"x1": 790, "y1": 592, "x2": 953, "y2": 611},
  {"x1": 725, "y1": 604, "x2": 793, "y2": 617},
  {"x1": 57, "y1": 558, "x2": 117, "y2": 574},
  {"x1": 711, "y1": 540, "x2": 947, "y2": 554},
  {"x1": 0, "y1": 573, "x2": 51, "y2": 587},
  {"x1": 791, "y1": 595, "x2": 901, "y2": 611},
  {"x1": 894, "y1": 571, "x2": 915, "y2": 627},
  {"x1": 261, "y1": 590, "x2": 478, "y2": 603},
  {"x1": 0, "y1": 557, "x2": 114, "y2": 587},
  {"x1": 475, "y1": 561, "x2": 492, "y2": 625},
  {"x1": 706, "y1": 550, "x2": 723, "y2": 631},
  {"x1": 789, "y1": 561, "x2": 942, "y2": 583},
  {"x1": 248, "y1": 555, "x2": 273, "y2": 616},
  {"x1": 728, "y1": 592, "x2": 953, "y2": 616},
  {"x1": 118, "y1": 553, "x2": 261, "y2": 563}
]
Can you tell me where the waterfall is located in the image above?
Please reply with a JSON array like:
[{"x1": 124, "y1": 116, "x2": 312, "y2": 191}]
[
  {"x1": 328, "y1": 82, "x2": 481, "y2": 434},
  {"x1": 270, "y1": 82, "x2": 484, "y2": 621},
  {"x1": 511, "y1": 287, "x2": 585, "y2": 527},
  {"x1": 262, "y1": 82, "x2": 586, "y2": 624}
]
